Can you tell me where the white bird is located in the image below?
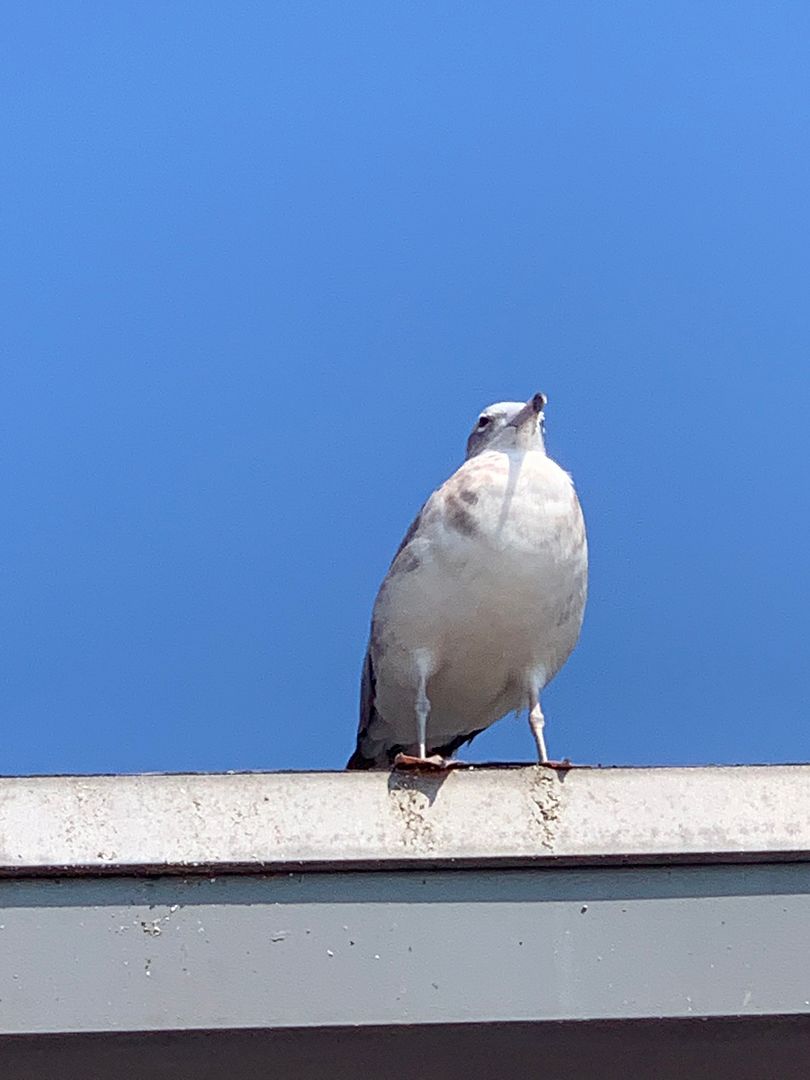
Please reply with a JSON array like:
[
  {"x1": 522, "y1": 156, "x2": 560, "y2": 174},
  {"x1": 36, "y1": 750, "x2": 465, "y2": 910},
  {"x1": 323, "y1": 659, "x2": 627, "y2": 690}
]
[{"x1": 347, "y1": 393, "x2": 587, "y2": 770}]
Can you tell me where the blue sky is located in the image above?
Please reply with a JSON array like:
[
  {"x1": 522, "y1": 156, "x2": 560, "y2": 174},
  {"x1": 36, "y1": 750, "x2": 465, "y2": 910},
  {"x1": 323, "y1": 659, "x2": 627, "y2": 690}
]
[{"x1": 3, "y1": 3, "x2": 809, "y2": 774}]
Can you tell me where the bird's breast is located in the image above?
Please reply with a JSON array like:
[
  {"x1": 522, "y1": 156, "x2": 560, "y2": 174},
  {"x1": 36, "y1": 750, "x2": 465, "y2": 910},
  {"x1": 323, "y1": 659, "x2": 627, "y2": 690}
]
[
  {"x1": 434, "y1": 449, "x2": 585, "y2": 568},
  {"x1": 375, "y1": 449, "x2": 587, "y2": 662}
]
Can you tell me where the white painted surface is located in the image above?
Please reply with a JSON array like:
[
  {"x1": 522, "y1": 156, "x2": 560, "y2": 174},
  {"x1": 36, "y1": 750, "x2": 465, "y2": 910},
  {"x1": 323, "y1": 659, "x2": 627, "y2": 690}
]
[{"x1": 0, "y1": 764, "x2": 808, "y2": 871}]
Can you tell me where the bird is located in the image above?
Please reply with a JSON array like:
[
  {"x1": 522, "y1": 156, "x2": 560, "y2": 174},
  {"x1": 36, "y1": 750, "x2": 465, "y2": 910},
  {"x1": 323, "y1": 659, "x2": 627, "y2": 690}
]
[{"x1": 347, "y1": 392, "x2": 587, "y2": 770}]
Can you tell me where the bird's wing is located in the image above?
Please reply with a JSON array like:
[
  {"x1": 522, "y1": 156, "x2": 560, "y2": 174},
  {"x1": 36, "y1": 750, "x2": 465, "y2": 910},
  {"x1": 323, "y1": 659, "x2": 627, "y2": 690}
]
[
  {"x1": 389, "y1": 504, "x2": 425, "y2": 563},
  {"x1": 346, "y1": 646, "x2": 381, "y2": 769},
  {"x1": 346, "y1": 498, "x2": 434, "y2": 769}
]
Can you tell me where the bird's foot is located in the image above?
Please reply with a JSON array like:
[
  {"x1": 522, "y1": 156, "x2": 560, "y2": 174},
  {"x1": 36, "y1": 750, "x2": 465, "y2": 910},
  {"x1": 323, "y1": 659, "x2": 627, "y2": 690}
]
[
  {"x1": 393, "y1": 753, "x2": 462, "y2": 771},
  {"x1": 539, "y1": 757, "x2": 573, "y2": 771}
]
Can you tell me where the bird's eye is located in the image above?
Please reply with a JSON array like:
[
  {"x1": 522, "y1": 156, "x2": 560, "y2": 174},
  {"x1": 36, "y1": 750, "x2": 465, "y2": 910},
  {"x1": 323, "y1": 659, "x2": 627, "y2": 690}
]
[{"x1": 476, "y1": 416, "x2": 491, "y2": 430}]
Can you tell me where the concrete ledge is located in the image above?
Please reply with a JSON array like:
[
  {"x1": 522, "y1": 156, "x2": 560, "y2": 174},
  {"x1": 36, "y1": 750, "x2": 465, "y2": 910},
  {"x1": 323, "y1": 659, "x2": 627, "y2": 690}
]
[{"x1": 1, "y1": 764, "x2": 809, "y2": 873}]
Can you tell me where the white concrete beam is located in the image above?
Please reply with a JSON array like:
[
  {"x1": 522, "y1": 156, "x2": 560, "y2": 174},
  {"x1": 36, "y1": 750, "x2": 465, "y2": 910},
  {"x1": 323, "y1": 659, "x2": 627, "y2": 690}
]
[{"x1": 0, "y1": 764, "x2": 808, "y2": 872}]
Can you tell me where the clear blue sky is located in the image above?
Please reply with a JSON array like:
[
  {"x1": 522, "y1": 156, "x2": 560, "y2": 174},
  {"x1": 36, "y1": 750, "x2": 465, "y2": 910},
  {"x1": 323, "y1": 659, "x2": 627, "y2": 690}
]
[{"x1": 3, "y1": 3, "x2": 809, "y2": 774}]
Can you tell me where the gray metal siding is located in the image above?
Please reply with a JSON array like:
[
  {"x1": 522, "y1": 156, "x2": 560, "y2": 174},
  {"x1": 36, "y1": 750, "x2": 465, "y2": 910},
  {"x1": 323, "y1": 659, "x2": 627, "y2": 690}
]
[{"x1": 2, "y1": 864, "x2": 810, "y2": 1035}]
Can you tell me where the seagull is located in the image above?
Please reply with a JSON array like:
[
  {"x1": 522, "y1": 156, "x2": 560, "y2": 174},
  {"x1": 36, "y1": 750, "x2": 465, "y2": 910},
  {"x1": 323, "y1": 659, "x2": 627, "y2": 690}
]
[{"x1": 347, "y1": 393, "x2": 587, "y2": 770}]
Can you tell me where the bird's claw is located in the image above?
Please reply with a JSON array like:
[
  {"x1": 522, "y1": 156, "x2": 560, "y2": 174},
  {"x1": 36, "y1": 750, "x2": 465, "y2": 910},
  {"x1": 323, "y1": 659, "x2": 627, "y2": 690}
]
[{"x1": 393, "y1": 753, "x2": 462, "y2": 771}]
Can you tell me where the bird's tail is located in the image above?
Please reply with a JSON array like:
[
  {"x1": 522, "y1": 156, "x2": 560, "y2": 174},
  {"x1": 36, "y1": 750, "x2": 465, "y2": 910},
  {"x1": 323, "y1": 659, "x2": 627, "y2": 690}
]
[{"x1": 345, "y1": 745, "x2": 378, "y2": 770}]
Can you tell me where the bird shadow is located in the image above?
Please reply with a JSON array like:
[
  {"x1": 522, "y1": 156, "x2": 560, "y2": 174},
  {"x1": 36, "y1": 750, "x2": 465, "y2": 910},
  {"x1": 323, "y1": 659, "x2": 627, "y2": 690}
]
[
  {"x1": 385, "y1": 759, "x2": 575, "y2": 805},
  {"x1": 386, "y1": 769, "x2": 449, "y2": 806},
  {"x1": 495, "y1": 453, "x2": 523, "y2": 535}
]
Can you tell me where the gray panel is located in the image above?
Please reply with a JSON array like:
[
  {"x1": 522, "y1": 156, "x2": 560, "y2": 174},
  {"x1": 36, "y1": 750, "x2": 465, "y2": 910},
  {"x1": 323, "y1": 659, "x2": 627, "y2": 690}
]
[{"x1": 3, "y1": 865, "x2": 810, "y2": 1034}]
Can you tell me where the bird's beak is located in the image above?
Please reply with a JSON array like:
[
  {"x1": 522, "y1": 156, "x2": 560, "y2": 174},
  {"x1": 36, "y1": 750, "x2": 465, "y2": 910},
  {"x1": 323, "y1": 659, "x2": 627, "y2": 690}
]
[{"x1": 508, "y1": 392, "x2": 547, "y2": 429}]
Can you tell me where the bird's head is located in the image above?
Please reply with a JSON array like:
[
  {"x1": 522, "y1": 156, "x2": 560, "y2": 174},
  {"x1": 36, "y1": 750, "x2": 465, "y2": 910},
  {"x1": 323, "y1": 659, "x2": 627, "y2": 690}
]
[{"x1": 465, "y1": 392, "x2": 547, "y2": 459}]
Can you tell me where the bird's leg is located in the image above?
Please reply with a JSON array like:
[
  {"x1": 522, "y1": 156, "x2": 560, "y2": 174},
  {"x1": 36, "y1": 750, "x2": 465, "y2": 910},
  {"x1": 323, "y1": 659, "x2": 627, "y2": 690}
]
[
  {"x1": 527, "y1": 687, "x2": 573, "y2": 770},
  {"x1": 415, "y1": 666, "x2": 429, "y2": 758},
  {"x1": 528, "y1": 690, "x2": 548, "y2": 763},
  {"x1": 393, "y1": 656, "x2": 461, "y2": 770}
]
